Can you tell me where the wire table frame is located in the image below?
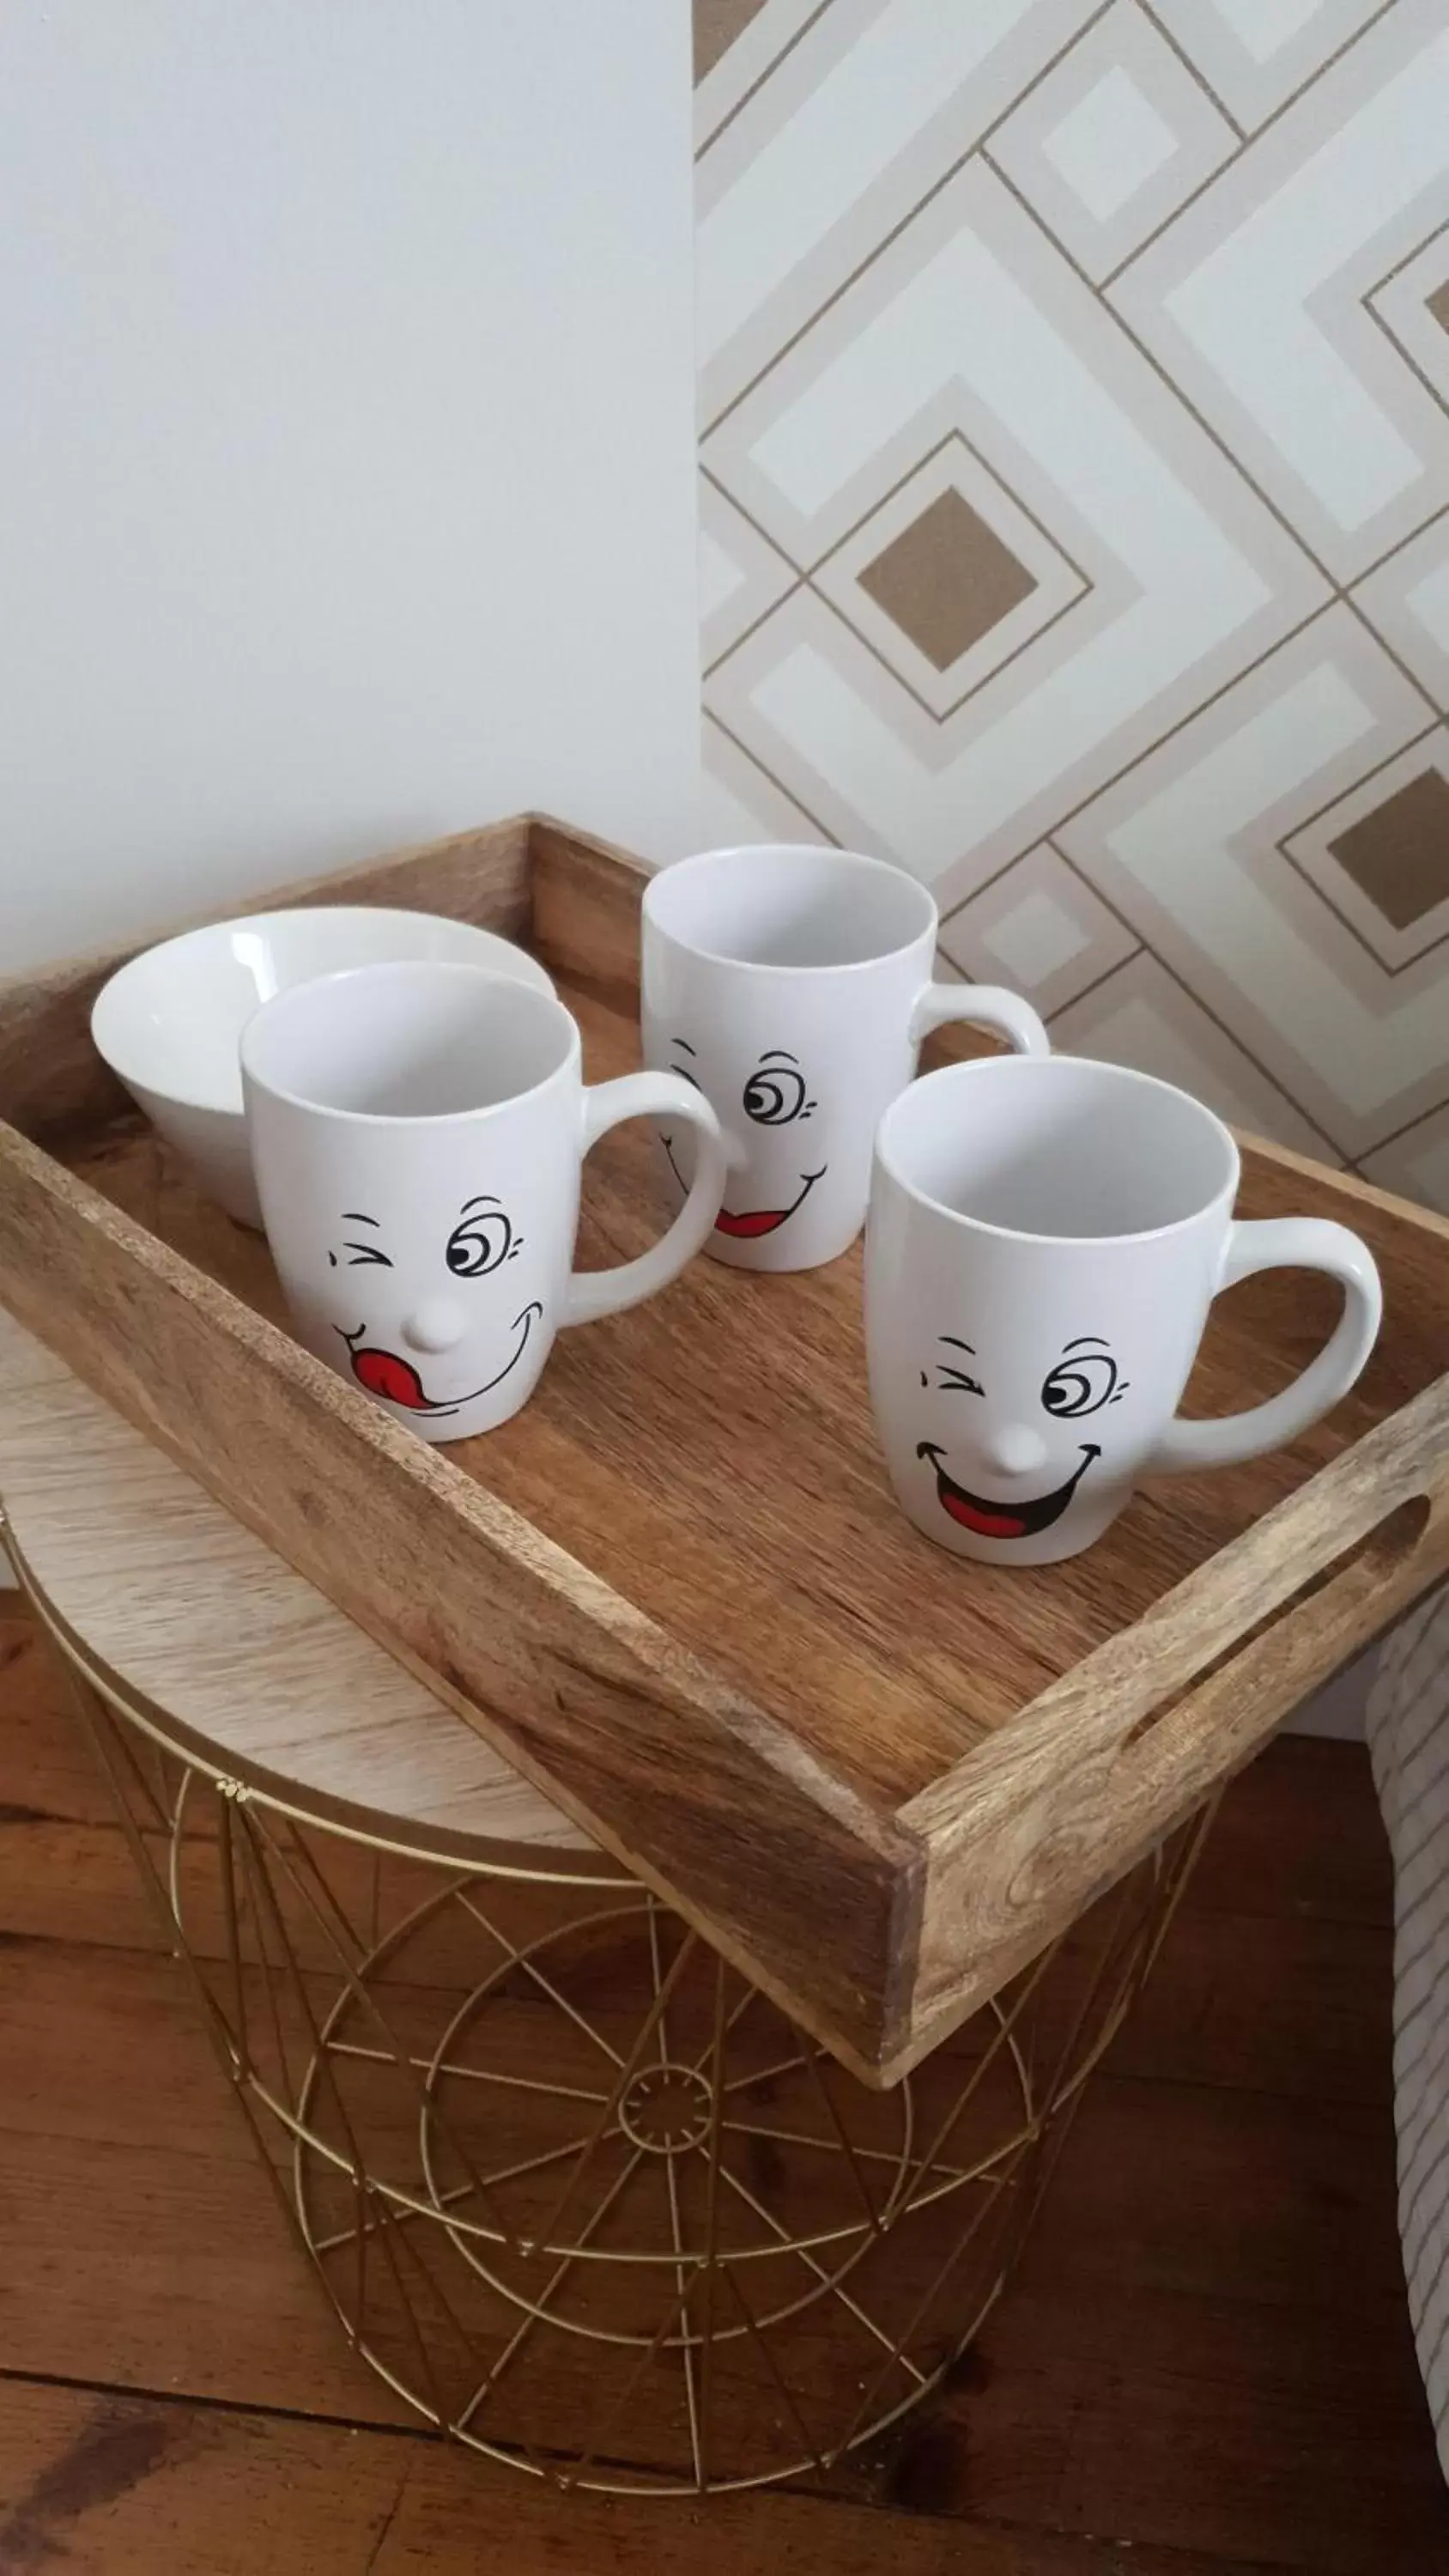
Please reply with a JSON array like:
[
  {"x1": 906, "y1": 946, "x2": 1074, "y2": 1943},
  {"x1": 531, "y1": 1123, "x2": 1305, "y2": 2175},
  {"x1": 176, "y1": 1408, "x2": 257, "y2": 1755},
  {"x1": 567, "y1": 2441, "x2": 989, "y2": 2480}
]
[{"x1": 20, "y1": 1551, "x2": 1216, "y2": 2498}]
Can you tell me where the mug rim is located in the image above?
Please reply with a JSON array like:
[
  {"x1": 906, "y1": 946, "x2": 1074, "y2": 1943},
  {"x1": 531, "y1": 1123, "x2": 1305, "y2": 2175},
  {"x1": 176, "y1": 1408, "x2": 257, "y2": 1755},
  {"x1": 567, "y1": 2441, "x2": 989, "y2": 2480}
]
[
  {"x1": 239, "y1": 960, "x2": 580, "y2": 1126},
  {"x1": 643, "y1": 841, "x2": 937, "y2": 975},
  {"x1": 875, "y1": 1053, "x2": 1240, "y2": 1248}
]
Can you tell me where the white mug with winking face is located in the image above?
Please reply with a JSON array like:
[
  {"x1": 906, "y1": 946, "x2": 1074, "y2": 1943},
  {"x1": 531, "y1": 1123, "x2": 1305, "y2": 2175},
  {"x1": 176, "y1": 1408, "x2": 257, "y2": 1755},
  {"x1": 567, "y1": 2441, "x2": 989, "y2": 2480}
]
[
  {"x1": 641, "y1": 843, "x2": 1048, "y2": 1273},
  {"x1": 240, "y1": 961, "x2": 726, "y2": 1443},
  {"x1": 866, "y1": 1054, "x2": 1383, "y2": 1564}
]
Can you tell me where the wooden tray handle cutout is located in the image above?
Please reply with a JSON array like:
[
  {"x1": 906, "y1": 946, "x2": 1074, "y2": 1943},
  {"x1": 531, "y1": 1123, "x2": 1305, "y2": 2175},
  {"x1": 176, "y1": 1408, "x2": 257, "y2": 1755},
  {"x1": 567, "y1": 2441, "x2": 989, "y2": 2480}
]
[{"x1": 1118, "y1": 1492, "x2": 1437, "y2": 1770}]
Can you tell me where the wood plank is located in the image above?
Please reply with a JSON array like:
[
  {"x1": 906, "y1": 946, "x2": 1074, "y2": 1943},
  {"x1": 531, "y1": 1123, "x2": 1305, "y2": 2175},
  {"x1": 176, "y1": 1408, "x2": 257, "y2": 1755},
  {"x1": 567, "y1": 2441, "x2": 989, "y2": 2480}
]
[
  {"x1": 0, "y1": 1929, "x2": 1426, "y2": 2401},
  {"x1": 0, "y1": 1607, "x2": 112, "y2": 1826},
  {"x1": 0, "y1": 816, "x2": 532, "y2": 1150},
  {"x1": 0, "y1": 2121, "x2": 997, "y2": 2482},
  {"x1": 1023, "y1": 2074, "x2": 1409, "y2": 2314},
  {"x1": 1095, "y1": 1902, "x2": 1391, "y2": 2103},
  {"x1": 0, "y1": 1323, "x2": 598, "y2": 1867},
  {"x1": 0, "y1": 1827, "x2": 164, "y2": 1957},
  {"x1": 856, "y1": 2289, "x2": 1449, "y2": 2576},
  {"x1": 0, "y1": 1942, "x2": 261, "y2": 2161},
  {"x1": 0, "y1": 2379, "x2": 1286, "y2": 2576},
  {"x1": 0, "y1": 1911, "x2": 1395, "y2": 2184},
  {"x1": 0, "y1": 1918, "x2": 997, "y2": 2480},
  {"x1": 1191, "y1": 1731, "x2": 1393, "y2": 1929},
  {"x1": 0, "y1": 1851, "x2": 1391, "y2": 2117},
  {"x1": 1, "y1": 2105, "x2": 1439, "y2": 2573},
  {"x1": 0, "y1": 2123, "x2": 404, "y2": 2425}
]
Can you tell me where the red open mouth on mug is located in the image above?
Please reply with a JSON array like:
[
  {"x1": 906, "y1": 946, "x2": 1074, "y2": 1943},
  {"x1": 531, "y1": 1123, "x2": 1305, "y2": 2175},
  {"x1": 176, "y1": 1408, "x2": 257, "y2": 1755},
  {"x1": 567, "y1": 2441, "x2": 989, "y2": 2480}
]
[
  {"x1": 663, "y1": 1137, "x2": 825, "y2": 1240},
  {"x1": 917, "y1": 1440, "x2": 1100, "y2": 1540},
  {"x1": 338, "y1": 1304, "x2": 542, "y2": 1418},
  {"x1": 352, "y1": 1346, "x2": 431, "y2": 1407}
]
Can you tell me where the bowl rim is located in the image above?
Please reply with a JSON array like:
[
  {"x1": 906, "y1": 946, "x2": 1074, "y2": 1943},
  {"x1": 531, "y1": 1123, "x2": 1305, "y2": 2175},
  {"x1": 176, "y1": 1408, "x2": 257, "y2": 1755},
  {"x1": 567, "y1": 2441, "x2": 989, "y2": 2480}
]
[{"x1": 90, "y1": 907, "x2": 554, "y2": 1117}]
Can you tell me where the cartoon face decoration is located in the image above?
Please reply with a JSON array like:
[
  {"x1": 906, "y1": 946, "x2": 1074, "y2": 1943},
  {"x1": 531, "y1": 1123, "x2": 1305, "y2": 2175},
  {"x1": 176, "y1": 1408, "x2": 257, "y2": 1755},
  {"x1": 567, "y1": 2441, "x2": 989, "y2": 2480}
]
[
  {"x1": 914, "y1": 1332, "x2": 1131, "y2": 1543},
  {"x1": 324, "y1": 1195, "x2": 543, "y2": 1421},
  {"x1": 660, "y1": 1037, "x2": 827, "y2": 1242}
]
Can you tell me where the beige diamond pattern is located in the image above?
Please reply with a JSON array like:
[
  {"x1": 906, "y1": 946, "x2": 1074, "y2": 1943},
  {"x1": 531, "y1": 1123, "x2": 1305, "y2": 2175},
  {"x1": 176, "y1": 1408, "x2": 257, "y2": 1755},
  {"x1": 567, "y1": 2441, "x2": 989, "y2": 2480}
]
[
  {"x1": 695, "y1": 0, "x2": 1449, "y2": 1204},
  {"x1": 856, "y1": 487, "x2": 1039, "y2": 673}
]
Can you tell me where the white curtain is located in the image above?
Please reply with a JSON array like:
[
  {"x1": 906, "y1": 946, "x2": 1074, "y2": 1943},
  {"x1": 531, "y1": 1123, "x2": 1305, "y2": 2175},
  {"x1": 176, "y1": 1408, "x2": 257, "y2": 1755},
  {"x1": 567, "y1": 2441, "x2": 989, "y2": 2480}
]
[{"x1": 1367, "y1": 1584, "x2": 1449, "y2": 2482}]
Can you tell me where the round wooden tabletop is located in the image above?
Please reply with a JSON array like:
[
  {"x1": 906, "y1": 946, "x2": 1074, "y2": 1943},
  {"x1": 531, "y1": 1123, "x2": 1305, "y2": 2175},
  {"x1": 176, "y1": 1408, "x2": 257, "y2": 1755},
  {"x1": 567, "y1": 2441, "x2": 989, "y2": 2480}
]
[{"x1": 0, "y1": 1306, "x2": 611, "y2": 1872}]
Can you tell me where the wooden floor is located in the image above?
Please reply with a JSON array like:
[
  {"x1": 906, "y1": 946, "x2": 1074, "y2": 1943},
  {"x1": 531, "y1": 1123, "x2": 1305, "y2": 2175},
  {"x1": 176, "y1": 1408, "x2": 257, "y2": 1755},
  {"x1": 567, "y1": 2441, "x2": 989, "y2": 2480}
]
[{"x1": 1, "y1": 1597, "x2": 1446, "y2": 2575}]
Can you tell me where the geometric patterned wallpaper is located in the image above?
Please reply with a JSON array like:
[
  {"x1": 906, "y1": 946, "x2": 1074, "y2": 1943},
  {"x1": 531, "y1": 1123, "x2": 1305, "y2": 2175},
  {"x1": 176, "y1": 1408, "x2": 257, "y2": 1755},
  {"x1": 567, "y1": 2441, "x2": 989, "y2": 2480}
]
[{"x1": 695, "y1": 0, "x2": 1449, "y2": 1209}]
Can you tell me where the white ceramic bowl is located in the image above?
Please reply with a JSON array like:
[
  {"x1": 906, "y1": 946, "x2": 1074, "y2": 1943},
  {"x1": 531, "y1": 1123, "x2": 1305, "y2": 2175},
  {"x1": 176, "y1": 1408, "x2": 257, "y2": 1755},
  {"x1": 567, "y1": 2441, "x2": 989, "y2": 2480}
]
[{"x1": 92, "y1": 907, "x2": 555, "y2": 1226}]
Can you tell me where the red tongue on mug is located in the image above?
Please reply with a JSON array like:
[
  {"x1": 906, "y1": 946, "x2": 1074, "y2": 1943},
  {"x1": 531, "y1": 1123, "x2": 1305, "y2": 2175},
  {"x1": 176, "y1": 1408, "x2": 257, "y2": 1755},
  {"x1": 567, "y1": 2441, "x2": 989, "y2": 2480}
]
[
  {"x1": 715, "y1": 1206, "x2": 788, "y2": 1240},
  {"x1": 939, "y1": 1488, "x2": 1027, "y2": 1540},
  {"x1": 353, "y1": 1347, "x2": 428, "y2": 1408}
]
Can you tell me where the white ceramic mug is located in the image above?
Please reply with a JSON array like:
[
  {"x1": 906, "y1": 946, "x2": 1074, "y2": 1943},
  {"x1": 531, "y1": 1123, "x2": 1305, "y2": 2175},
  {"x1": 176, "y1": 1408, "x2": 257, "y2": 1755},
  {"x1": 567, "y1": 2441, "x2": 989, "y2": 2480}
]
[
  {"x1": 241, "y1": 962, "x2": 726, "y2": 1442},
  {"x1": 866, "y1": 1054, "x2": 1382, "y2": 1564},
  {"x1": 641, "y1": 843, "x2": 1048, "y2": 1273}
]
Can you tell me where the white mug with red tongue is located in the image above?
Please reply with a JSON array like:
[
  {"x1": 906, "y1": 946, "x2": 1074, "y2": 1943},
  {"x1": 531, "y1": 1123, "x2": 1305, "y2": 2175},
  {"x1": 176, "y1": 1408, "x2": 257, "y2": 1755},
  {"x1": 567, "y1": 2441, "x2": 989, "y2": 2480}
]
[
  {"x1": 865, "y1": 1054, "x2": 1382, "y2": 1564},
  {"x1": 240, "y1": 961, "x2": 726, "y2": 1443},
  {"x1": 641, "y1": 843, "x2": 1048, "y2": 1273}
]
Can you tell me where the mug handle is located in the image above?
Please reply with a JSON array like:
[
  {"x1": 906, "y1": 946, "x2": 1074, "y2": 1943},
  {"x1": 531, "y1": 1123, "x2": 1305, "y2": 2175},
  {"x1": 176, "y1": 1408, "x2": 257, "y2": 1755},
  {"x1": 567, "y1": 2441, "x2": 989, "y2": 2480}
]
[
  {"x1": 564, "y1": 1072, "x2": 726, "y2": 1327},
  {"x1": 910, "y1": 981, "x2": 1050, "y2": 1056},
  {"x1": 1147, "y1": 1218, "x2": 1382, "y2": 1475}
]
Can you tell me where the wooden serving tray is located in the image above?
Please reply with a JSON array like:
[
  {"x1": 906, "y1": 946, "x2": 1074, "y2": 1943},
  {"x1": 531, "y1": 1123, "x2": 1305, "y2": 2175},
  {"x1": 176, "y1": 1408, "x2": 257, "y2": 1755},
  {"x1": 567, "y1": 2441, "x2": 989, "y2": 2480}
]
[{"x1": 3, "y1": 815, "x2": 1447, "y2": 2084}]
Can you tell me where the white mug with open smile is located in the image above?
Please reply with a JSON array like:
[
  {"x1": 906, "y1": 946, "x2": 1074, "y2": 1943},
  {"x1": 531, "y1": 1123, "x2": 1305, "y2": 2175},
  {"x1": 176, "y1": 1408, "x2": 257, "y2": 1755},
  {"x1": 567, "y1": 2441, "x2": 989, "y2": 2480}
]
[
  {"x1": 866, "y1": 1054, "x2": 1383, "y2": 1564},
  {"x1": 641, "y1": 843, "x2": 1048, "y2": 1273},
  {"x1": 241, "y1": 962, "x2": 727, "y2": 1442}
]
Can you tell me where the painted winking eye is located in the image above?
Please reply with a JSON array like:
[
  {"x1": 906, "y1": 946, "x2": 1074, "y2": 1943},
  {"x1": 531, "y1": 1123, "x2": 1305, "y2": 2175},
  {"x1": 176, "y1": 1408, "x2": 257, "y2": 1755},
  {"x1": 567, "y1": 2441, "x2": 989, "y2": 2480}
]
[
  {"x1": 1041, "y1": 1342, "x2": 1124, "y2": 1417},
  {"x1": 446, "y1": 1199, "x2": 516, "y2": 1278},
  {"x1": 934, "y1": 1334, "x2": 983, "y2": 1395},
  {"x1": 743, "y1": 1053, "x2": 809, "y2": 1126},
  {"x1": 332, "y1": 1212, "x2": 391, "y2": 1270}
]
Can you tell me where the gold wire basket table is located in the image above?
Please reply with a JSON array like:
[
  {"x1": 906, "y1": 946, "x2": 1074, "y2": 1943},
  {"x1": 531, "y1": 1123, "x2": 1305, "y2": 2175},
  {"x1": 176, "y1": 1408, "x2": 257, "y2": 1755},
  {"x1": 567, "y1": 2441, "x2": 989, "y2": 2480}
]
[{"x1": 1, "y1": 1312, "x2": 1210, "y2": 2494}]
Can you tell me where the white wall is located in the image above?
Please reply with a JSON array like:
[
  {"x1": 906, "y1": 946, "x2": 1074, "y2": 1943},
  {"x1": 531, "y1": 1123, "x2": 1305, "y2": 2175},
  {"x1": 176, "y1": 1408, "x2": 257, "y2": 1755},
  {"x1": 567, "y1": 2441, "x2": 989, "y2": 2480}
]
[
  {"x1": 1284, "y1": 1645, "x2": 1378, "y2": 1741},
  {"x1": 0, "y1": 9, "x2": 1385, "y2": 1737},
  {"x1": 0, "y1": 0, "x2": 700, "y2": 972}
]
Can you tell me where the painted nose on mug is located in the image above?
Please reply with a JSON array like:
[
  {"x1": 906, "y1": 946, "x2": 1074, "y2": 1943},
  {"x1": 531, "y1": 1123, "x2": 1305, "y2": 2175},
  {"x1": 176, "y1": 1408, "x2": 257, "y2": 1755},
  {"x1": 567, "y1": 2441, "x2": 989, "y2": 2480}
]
[
  {"x1": 403, "y1": 1297, "x2": 469, "y2": 1355},
  {"x1": 979, "y1": 1425, "x2": 1049, "y2": 1478}
]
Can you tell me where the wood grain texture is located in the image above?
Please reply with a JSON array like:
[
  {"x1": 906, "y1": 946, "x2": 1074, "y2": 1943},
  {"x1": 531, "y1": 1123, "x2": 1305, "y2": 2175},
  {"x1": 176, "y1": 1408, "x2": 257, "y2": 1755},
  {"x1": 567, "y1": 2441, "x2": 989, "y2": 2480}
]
[
  {"x1": 0, "y1": 1937, "x2": 1440, "y2": 2568},
  {"x1": 530, "y1": 810, "x2": 649, "y2": 1005},
  {"x1": 0, "y1": 817, "x2": 1446, "y2": 2080},
  {"x1": 0, "y1": 1127, "x2": 915, "y2": 2076},
  {"x1": 0, "y1": 2382, "x2": 1298, "y2": 2576},
  {"x1": 0, "y1": 1928, "x2": 1427, "y2": 2470},
  {"x1": 0, "y1": 815, "x2": 531, "y2": 1149},
  {"x1": 898, "y1": 1382, "x2": 1449, "y2": 2075},
  {"x1": 0, "y1": 1313, "x2": 597, "y2": 1865}
]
